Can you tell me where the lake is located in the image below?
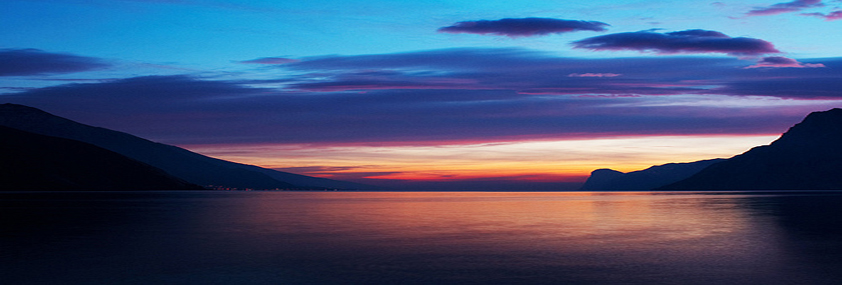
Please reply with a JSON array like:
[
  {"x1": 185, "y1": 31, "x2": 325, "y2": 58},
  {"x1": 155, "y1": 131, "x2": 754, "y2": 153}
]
[{"x1": 2, "y1": 191, "x2": 842, "y2": 284}]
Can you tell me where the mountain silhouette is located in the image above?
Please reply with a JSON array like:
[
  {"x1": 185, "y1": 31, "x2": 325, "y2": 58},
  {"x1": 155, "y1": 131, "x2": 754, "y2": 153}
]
[
  {"x1": 0, "y1": 103, "x2": 373, "y2": 190},
  {"x1": 579, "y1": 159, "x2": 724, "y2": 191},
  {"x1": 0, "y1": 126, "x2": 203, "y2": 190},
  {"x1": 659, "y1": 108, "x2": 842, "y2": 190}
]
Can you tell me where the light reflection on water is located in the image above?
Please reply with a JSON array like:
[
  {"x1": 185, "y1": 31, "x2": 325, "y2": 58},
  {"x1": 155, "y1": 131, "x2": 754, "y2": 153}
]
[{"x1": 2, "y1": 191, "x2": 842, "y2": 284}]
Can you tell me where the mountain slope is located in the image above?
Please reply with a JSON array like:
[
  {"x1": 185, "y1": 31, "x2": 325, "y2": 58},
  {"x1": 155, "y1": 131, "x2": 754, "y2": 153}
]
[
  {"x1": 0, "y1": 126, "x2": 203, "y2": 190},
  {"x1": 0, "y1": 103, "x2": 371, "y2": 190},
  {"x1": 659, "y1": 108, "x2": 842, "y2": 190},
  {"x1": 579, "y1": 159, "x2": 725, "y2": 190}
]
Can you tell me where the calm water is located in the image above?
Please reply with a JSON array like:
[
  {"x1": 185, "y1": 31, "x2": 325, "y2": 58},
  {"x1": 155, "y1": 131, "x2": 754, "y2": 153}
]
[{"x1": 2, "y1": 191, "x2": 842, "y2": 284}]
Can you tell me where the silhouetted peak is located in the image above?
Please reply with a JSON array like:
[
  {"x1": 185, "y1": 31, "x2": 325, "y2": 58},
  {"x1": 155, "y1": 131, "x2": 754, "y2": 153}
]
[
  {"x1": 591, "y1": 168, "x2": 624, "y2": 176},
  {"x1": 2, "y1": 103, "x2": 39, "y2": 109},
  {"x1": 580, "y1": 159, "x2": 725, "y2": 191},
  {"x1": 659, "y1": 108, "x2": 842, "y2": 190},
  {"x1": 1, "y1": 103, "x2": 372, "y2": 190},
  {"x1": 773, "y1": 108, "x2": 842, "y2": 148},
  {"x1": 0, "y1": 103, "x2": 79, "y2": 127},
  {"x1": 579, "y1": 169, "x2": 625, "y2": 190},
  {"x1": 0, "y1": 125, "x2": 204, "y2": 190},
  {"x1": 0, "y1": 103, "x2": 54, "y2": 116}
]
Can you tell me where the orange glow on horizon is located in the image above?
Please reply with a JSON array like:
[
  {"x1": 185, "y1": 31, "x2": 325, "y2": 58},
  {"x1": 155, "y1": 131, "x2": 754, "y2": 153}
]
[
  {"x1": 182, "y1": 134, "x2": 779, "y2": 183},
  {"x1": 357, "y1": 172, "x2": 589, "y2": 183}
]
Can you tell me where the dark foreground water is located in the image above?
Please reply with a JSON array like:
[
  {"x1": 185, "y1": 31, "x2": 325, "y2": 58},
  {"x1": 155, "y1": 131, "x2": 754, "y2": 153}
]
[{"x1": 2, "y1": 191, "x2": 842, "y2": 285}]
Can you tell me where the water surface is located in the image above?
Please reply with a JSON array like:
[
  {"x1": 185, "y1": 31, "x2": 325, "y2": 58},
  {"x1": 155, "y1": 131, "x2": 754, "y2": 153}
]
[{"x1": 2, "y1": 191, "x2": 842, "y2": 284}]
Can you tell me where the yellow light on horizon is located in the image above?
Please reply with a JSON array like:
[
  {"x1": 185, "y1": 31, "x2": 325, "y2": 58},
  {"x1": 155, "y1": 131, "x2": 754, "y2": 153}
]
[{"x1": 183, "y1": 134, "x2": 779, "y2": 182}]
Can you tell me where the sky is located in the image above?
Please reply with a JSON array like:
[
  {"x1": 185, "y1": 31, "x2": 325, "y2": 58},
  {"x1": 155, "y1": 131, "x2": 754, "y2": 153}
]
[{"x1": 2, "y1": 0, "x2": 842, "y2": 190}]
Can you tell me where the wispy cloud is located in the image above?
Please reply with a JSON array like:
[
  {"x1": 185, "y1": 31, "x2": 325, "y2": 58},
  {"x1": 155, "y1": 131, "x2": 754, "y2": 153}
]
[
  {"x1": 744, "y1": 56, "x2": 826, "y2": 68},
  {"x1": 272, "y1": 166, "x2": 401, "y2": 182},
  {"x1": 239, "y1": 57, "x2": 299, "y2": 64},
  {"x1": 438, "y1": 17, "x2": 608, "y2": 37},
  {"x1": 0, "y1": 49, "x2": 109, "y2": 76},
  {"x1": 571, "y1": 29, "x2": 780, "y2": 56},
  {"x1": 802, "y1": 10, "x2": 842, "y2": 20},
  {"x1": 569, "y1": 73, "x2": 622, "y2": 78},
  {"x1": 713, "y1": 77, "x2": 842, "y2": 97},
  {"x1": 746, "y1": 0, "x2": 824, "y2": 16}
]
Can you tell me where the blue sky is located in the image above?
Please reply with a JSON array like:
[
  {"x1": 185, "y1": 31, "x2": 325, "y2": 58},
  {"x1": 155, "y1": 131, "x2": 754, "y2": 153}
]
[
  {"x1": 3, "y1": 0, "x2": 842, "y2": 189},
  {"x1": 5, "y1": 0, "x2": 841, "y2": 67}
]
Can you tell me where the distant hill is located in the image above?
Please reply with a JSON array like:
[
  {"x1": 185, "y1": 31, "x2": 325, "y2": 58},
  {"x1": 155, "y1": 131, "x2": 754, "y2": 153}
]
[
  {"x1": 659, "y1": 108, "x2": 842, "y2": 190},
  {"x1": 579, "y1": 159, "x2": 724, "y2": 191},
  {"x1": 0, "y1": 103, "x2": 373, "y2": 190},
  {"x1": 0, "y1": 126, "x2": 203, "y2": 190}
]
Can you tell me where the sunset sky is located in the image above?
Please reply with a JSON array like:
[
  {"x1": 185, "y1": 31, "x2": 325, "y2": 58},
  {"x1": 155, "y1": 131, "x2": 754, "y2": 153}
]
[{"x1": 2, "y1": 0, "x2": 842, "y2": 189}]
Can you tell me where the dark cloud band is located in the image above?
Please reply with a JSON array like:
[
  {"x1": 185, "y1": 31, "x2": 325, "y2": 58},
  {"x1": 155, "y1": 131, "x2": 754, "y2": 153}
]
[
  {"x1": 0, "y1": 49, "x2": 109, "y2": 76},
  {"x1": 6, "y1": 48, "x2": 841, "y2": 146},
  {"x1": 438, "y1": 17, "x2": 608, "y2": 37},
  {"x1": 571, "y1": 29, "x2": 780, "y2": 56},
  {"x1": 747, "y1": 0, "x2": 824, "y2": 16}
]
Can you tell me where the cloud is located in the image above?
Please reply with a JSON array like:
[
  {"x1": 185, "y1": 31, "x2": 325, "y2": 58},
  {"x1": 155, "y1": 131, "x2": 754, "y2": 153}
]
[
  {"x1": 569, "y1": 73, "x2": 622, "y2": 77},
  {"x1": 747, "y1": 0, "x2": 824, "y2": 16},
  {"x1": 714, "y1": 77, "x2": 842, "y2": 98},
  {"x1": 239, "y1": 57, "x2": 299, "y2": 64},
  {"x1": 0, "y1": 49, "x2": 109, "y2": 76},
  {"x1": 0, "y1": 75, "x2": 766, "y2": 145},
  {"x1": 280, "y1": 49, "x2": 730, "y2": 96},
  {"x1": 438, "y1": 17, "x2": 608, "y2": 37},
  {"x1": 744, "y1": 56, "x2": 826, "y2": 68},
  {"x1": 273, "y1": 166, "x2": 365, "y2": 173},
  {"x1": 571, "y1": 29, "x2": 780, "y2": 56},
  {"x1": 5, "y1": 49, "x2": 841, "y2": 146},
  {"x1": 802, "y1": 10, "x2": 842, "y2": 20},
  {"x1": 271, "y1": 166, "x2": 402, "y2": 182}
]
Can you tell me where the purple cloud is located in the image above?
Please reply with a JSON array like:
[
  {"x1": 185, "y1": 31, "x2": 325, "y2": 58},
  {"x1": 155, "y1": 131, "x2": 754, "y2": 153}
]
[
  {"x1": 6, "y1": 76, "x2": 802, "y2": 146},
  {"x1": 5, "y1": 49, "x2": 841, "y2": 147},
  {"x1": 273, "y1": 48, "x2": 840, "y2": 99},
  {"x1": 568, "y1": 73, "x2": 622, "y2": 78},
  {"x1": 747, "y1": 0, "x2": 824, "y2": 16},
  {"x1": 280, "y1": 49, "x2": 732, "y2": 96},
  {"x1": 438, "y1": 17, "x2": 608, "y2": 37},
  {"x1": 745, "y1": 56, "x2": 826, "y2": 68},
  {"x1": 571, "y1": 29, "x2": 780, "y2": 56},
  {"x1": 240, "y1": 57, "x2": 299, "y2": 64},
  {"x1": 802, "y1": 10, "x2": 842, "y2": 20},
  {"x1": 715, "y1": 77, "x2": 842, "y2": 98},
  {"x1": 0, "y1": 49, "x2": 109, "y2": 76}
]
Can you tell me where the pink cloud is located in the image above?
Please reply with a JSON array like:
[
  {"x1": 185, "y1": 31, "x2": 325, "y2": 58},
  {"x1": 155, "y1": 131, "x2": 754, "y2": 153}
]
[
  {"x1": 746, "y1": 0, "x2": 824, "y2": 16},
  {"x1": 802, "y1": 10, "x2": 842, "y2": 20},
  {"x1": 744, "y1": 56, "x2": 826, "y2": 68},
  {"x1": 568, "y1": 73, "x2": 622, "y2": 77}
]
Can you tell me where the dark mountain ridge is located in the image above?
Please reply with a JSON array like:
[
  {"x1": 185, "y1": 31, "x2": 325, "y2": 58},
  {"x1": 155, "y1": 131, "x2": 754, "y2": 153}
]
[
  {"x1": 660, "y1": 108, "x2": 842, "y2": 190},
  {"x1": 0, "y1": 126, "x2": 202, "y2": 190},
  {"x1": 579, "y1": 159, "x2": 725, "y2": 191},
  {"x1": 0, "y1": 103, "x2": 372, "y2": 190}
]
